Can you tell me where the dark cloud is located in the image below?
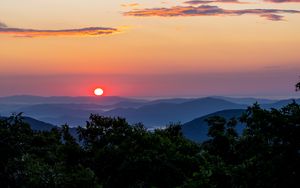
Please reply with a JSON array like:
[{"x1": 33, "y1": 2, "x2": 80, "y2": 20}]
[
  {"x1": 184, "y1": 0, "x2": 241, "y2": 5},
  {"x1": 0, "y1": 21, "x2": 7, "y2": 28},
  {"x1": 264, "y1": 0, "x2": 300, "y2": 2},
  {"x1": 186, "y1": 0, "x2": 300, "y2": 3},
  {"x1": 124, "y1": 5, "x2": 300, "y2": 21},
  {"x1": 260, "y1": 14, "x2": 284, "y2": 21},
  {"x1": 215, "y1": 0, "x2": 241, "y2": 2},
  {"x1": 0, "y1": 24, "x2": 120, "y2": 37},
  {"x1": 185, "y1": 0, "x2": 215, "y2": 4}
]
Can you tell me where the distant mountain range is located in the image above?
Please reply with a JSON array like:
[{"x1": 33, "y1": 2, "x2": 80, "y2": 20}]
[
  {"x1": 0, "y1": 95, "x2": 147, "y2": 105},
  {"x1": 0, "y1": 95, "x2": 299, "y2": 129},
  {"x1": 1, "y1": 109, "x2": 245, "y2": 143},
  {"x1": 1, "y1": 100, "x2": 298, "y2": 143},
  {"x1": 212, "y1": 96, "x2": 278, "y2": 105},
  {"x1": 103, "y1": 97, "x2": 246, "y2": 127},
  {"x1": 0, "y1": 109, "x2": 247, "y2": 143}
]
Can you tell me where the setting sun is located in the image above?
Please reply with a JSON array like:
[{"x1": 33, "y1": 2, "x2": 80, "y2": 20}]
[{"x1": 94, "y1": 88, "x2": 104, "y2": 96}]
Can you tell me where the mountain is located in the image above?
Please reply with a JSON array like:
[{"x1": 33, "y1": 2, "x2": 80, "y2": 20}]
[
  {"x1": 1, "y1": 95, "x2": 299, "y2": 128},
  {"x1": 0, "y1": 96, "x2": 148, "y2": 126},
  {"x1": 103, "y1": 97, "x2": 247, "y2": 128},
  {"x1": 262, "y1": 98, "x2": 300, "y2": 109},
  {"x1": 0, "y1": 116, "x2": 56, "y2": 131},
  {"x1": 105, "y1": 101, "x2": 147, "y2": 109},
  {"x1": 213, "y1": 96, "x2": 278, "y2": 105},
  {"x1": 181, "y1": 98, "x2": 300, "y2": 143},
  {"x1": 38, "y1": 115, "x2": 89, "y2": 127},
  {"x1": 147, "y1": 98, "x2": 193, "y2": 105},
  {"x1": 181, "y1": 109, "x2": 246, "y2": 142},
  {"x1": 6, "y1": 104, "x2": 103, "y2": 126},
  {"x1": 27, "y1": 117, "x2": 77, "y2": 140},
  {"x1": 0, "y1": 116, "x2": 81, "y2": 141},
  {"x1": 0, "y1": 95, "x2": 147, "y2": 105},
  {"x1": 17, "y1": 103, "x2": 104, "y2": 116},
  {"x1": 22, "y1": 116, "x2": 56, "y2": 131},
  {"x1": 213, "y1": 97, "x2": 300, "y2": 109}
]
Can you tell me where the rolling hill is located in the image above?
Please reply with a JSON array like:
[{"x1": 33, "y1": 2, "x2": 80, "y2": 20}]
[
  {"x1": 0, "y1": 95, "x2": 147, "y2": 105},
  {"x1": 1, "y1": 95, "x2": 299, "y2": 128},
  {"x1": 103, "y1": 97, "x2": 247, "y2": 128},
  {"x1": 0, "y1": 116, "x2": 56, "y2": 131},
  {"x1": 181, "y1": 109, "x2": 246, "y2": 142}
]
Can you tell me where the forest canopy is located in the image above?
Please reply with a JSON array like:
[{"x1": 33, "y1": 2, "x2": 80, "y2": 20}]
[{"x1": 0, "y1": 102, "x2": 299, "y2": 187}]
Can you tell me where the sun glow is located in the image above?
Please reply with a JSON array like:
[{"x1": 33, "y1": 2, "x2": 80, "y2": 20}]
[{"x1": 94, "y1": 88, "x2": 104, "y2": 96}]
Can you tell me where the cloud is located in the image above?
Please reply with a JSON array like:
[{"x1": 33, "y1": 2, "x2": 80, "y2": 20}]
[
  {"x1": 187, "y1": 0, "x2": 300, "y2": 3},
  {"x1": 121, "y1": 3, "x2": 140, "y2": 7},
  {"x1": 0, "y1": 21, "x2": 7, "y2": 28},
  {"x1": 260, "y1": 14, "x2": 284, "y2": 21},
  {"x1": 184, "y1": 0, "x2": 215, "y2": 4},
  {"x1": 184, "y1": 0, "x2": 241, "y2": 5},
  {"x1": 0, "y1": 23, "x2": 120, "y2": 37},
  {"x1": 264, "y1": 0, "x2": 300, "y2": 2},
  {"x1": 124, "y1": 5, "x2": 300, "y2": 21}
]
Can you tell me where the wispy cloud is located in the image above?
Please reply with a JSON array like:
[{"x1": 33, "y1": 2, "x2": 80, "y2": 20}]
[
  {"x1": 260, "y1": 14, "x2": 284, "y2": 21},
  {"x1": 124, "y1": 5, "x2": 300, "y2": 21},
  {"x1": 121, "y1": 3, "x2": 140, "y2": 8},
  {"x1": 0, "y1": 23, "x2": 120, "y2": 37},
  {"x1": 186, "y1": 0, "x2": 300, "y2": 3},
  {"x1": 264, "y1": 0, "x2": 300, "y2": 2}
]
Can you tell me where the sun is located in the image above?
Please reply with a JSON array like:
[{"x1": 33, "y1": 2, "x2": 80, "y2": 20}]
[{"x1": 94, "y1": 88, "x2": 104, "y2": 96}]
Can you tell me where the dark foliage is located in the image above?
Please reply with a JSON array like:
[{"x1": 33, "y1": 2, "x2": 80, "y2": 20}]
[
  {"x1": 0, "y1": 102, "x2": 299, "y2": 187},
  {"x1": 297, "y1": 81, "x2": 300, "y2": 91},
  {"x1": 183, "y1": 102, "x2": 300, "y2": 188}
]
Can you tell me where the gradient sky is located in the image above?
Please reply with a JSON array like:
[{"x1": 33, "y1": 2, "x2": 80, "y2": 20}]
[{"x1": 0, "y1": 0, "x2": 300, "y2": 98}]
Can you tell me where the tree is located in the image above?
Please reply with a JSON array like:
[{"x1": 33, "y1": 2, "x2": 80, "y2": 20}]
[
  {"x1": 78, "y1": 115, "x2": 201, "y2": 188},
  {"x1": 183, "y1": 102, "x2": 300, "y2": 188},
  {"x1": 1, "y1": 99, "x2": 300, "y2": 188}
]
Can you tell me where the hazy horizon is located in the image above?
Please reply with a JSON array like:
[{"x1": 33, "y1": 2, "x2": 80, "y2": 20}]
[{"x1": 0, "y1": 94, "x2": 299, "y2": 101}]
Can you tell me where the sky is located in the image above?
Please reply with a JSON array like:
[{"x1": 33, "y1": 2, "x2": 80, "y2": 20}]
[{"x1": 0, "y1": 0, "x2": 300, "y2": 98}]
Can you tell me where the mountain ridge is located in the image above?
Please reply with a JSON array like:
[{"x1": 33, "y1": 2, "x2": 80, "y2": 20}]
[
  {"x1": 181, "y1": 109, "x2": 246, "y2": 142},
  {"x1": 1, "y1": 95, "x2": 299, "y2": 127}
]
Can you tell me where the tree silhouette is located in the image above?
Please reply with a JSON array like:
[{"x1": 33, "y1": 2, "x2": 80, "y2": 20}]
[{"x1": 0, "y1": 100, "x2": 299, "y2": 187}]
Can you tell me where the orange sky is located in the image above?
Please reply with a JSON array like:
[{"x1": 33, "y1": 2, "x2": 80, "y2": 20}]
[{"x1": 0, "y1": 0, "x2": 300, "y2": 97}]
